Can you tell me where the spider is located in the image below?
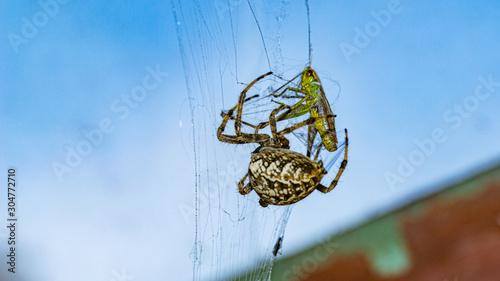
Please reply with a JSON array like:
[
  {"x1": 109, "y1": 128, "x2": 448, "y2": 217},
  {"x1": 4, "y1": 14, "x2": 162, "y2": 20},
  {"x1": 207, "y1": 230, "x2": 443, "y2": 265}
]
[{"x1": 217, "y1": 73, "x2": 349, "y2": 207}]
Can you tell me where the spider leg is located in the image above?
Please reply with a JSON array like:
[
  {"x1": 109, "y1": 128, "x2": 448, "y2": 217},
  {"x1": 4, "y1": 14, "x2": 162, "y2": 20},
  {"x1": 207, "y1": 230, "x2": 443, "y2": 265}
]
[
  {"x1": 221, "y1": 111, "x2": 260, "y2": 129},
  {"x1": 268, "y1": 103, "x2": 318, "y2": 148},
  {"x1": 237, "y1": 173, "x2": 252, "y2": 195},
  {"x1": 217, "y1": 95, "x2": 270, "y2": 144},
  {"x1": 276, "y1": 114, "x2": 334, "y2": 140},
  {"x1": 271, "y1": 71, "x2": 302, "y2": 95},
  {"x1": 317, "y1": 129, "x2": 349, "y2": 194},
  {"x1": 235, "y1": 72, "x2": 273, "y2": 135},
  {"x1": 254, "y1": 100, "x2": 311, "y2": 132},
  {"x1": 252, "y1": 103, "x2": 290, "y2": 139},
  {"x1": 259, "y1": 198, "x2": 270, "y2": 208},
  {"x1": 217, "y1": 107, "x2": 236, "y2": 140},
  {"x1": 269, "y1": 104, "x2": 291, "y2": 141},
  {"x1": 275, "y1": 117, "x2": 316, "y2": 138},
  {"x1": 272, "y1": 87, "x2": 309, "y2": 121},
  {"x1": 253, "y1": 84, "x2": 311, "y2": 133},
  {"x1": 218, "y1": 132, "x2": 270, "y2": 144},
  {"x1": 313, "y1": 142, "x2": 323, "y2": 162},
  {"x1": 307, "y1": 124, "x2": 318, "y2": 158}
]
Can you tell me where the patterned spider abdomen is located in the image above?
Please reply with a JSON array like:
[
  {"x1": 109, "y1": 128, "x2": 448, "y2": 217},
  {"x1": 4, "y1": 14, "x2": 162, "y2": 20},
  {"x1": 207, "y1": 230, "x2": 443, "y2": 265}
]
[{"x1": 248, "y1": 147, "x2": 327, "y2": 207}]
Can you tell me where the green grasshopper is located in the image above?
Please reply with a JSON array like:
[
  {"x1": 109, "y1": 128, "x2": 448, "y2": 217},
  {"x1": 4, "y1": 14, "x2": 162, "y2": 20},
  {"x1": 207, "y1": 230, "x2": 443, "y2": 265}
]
[{"x1": 260, "y1": 67, "x2": 345, "y2": 159}]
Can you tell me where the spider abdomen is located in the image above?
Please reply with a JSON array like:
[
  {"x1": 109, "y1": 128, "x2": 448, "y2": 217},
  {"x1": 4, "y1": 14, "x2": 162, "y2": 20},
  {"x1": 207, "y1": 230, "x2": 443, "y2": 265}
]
[{"x1": 248, "y1": 147, "x2": 327, "y2": 206}]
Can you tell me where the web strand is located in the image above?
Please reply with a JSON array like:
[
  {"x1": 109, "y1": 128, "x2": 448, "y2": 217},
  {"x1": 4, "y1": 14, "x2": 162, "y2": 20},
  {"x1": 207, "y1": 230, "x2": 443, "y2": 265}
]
[{"x1": 305, "y1": 0, "x2": 312, "y2": 66}]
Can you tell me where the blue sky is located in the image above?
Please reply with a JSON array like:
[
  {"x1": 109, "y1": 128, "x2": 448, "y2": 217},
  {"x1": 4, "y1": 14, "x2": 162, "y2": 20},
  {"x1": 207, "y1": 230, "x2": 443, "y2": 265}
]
[{"x1": 1, "y1": 0, "x2": 500, "y2": 280}]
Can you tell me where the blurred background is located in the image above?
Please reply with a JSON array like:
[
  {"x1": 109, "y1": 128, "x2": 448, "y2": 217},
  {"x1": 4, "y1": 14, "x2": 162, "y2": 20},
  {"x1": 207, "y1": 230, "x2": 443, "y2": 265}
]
[{"x1": 1, "y1": 0, "x2": 500, "y2": 281}]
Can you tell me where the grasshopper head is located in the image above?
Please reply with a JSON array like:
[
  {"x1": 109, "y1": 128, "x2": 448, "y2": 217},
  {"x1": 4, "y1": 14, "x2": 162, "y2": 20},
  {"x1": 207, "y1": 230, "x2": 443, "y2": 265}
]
[{"x1": 302, "y1": 66, "x2": 320, "y2": 85}]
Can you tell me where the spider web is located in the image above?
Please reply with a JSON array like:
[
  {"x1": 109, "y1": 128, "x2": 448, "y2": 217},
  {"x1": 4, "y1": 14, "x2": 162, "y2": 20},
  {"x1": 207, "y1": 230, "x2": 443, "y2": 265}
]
[{"x1": 172, "y1": 1, "x2": 343, "y2": 280}]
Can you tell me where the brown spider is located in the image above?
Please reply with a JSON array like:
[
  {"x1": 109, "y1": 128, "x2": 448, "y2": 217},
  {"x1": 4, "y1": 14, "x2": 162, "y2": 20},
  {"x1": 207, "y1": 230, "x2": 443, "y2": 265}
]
[{"x1": 217, "y1": 72, "x2": 348, "y2": 207}]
